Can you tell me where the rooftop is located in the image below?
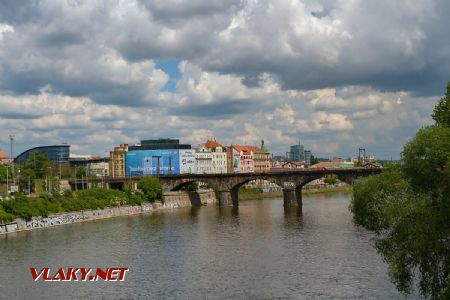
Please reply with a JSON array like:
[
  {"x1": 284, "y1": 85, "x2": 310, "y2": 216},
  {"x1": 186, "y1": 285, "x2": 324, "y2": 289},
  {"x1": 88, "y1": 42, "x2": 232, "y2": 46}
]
[{"x1": 204, "y1": 139, "x2": 223, "y2": 149}]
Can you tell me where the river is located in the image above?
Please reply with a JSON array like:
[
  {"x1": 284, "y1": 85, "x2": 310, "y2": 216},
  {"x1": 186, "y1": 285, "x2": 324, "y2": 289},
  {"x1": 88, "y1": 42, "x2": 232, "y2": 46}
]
[{"x1": 0, "y1": 192, "x2": 418, "y2": 299}]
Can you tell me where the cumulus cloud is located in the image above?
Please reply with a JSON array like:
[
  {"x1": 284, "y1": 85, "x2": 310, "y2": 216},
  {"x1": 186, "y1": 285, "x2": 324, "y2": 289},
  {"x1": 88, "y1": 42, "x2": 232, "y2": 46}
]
[{"x1": 0, "y1": 0, "x2": 445, "y2": 159}]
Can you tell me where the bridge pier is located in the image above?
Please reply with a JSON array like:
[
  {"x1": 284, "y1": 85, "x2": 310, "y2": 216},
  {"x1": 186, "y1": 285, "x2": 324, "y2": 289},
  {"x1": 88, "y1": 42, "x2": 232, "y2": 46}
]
[
  {"x1": 283, "y1": 188, "x2": 296, "y2": 207},
  {"x1": 295, "y1": 185, "x2": 303, "y2": 206},
  {"x1": 217, "y1": 189, "x2": 239, "y2": 206}
]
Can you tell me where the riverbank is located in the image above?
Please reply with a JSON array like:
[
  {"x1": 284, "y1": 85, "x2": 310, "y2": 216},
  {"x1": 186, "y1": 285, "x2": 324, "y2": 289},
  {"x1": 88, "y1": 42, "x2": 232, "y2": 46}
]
[
  {"x1": 239, "y1": 185, "x2": 352, "y2": 201},
  {"x1": 0, "y1": 190, "x2": 216, "y2": 235}
]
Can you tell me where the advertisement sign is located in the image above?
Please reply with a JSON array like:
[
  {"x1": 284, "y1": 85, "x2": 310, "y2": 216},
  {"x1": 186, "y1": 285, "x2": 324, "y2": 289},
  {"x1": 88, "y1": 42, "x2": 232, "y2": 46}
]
[
  {"x1": 179, "y1": 150, "x2": 196, "y2": 174},
  {"x1": 9, "y1": 185, "x2": 19, "y2": 193},
  {"x1": 126, "y1": 150, "x2": 180, "y2": 175},
  {"x1": 233, "y1": 148, "x2": 241, "y2": 173}
]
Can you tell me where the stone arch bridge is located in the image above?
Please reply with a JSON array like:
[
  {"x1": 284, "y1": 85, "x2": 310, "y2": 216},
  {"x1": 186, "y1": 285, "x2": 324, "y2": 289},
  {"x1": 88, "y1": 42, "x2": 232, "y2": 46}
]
[{"x1": 77, "y1": 168, "x2": 381, "y2": 207}]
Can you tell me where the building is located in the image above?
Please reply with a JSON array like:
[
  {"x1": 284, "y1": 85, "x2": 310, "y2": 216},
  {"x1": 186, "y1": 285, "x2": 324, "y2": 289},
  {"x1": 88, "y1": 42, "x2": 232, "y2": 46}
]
[
  {"x1": 109, "y1": 144, "x2": 128, "y2": 177},
  {"x1": 309, "y1": 160, "x2": 354, "y2": 169},
  {"x1": 195, "y1": 147, "x2": 213, "y2": 174},
  {"x1": 179, "y1": 149, "x2": 196, "y2": 174},
  {"x1": 233, "y1": 145, "x2": 260, "y2": 173},
  {"x1": 14, "y1": 145, "x2": 70, "y2": 165},
  {"x1": 225, "y1": 146, "x2": 235, "y2": 173},
  {"x1": 202, "y1": 139, "x2": 227, "y2": 174},
  {"x1": 253, "y1": 140, "x2": 270, "y2": 173},
  {"x1": 288, "y1": 143, "x2": 304, "y2": 162},
  {"x1": 288, "y1": 141, "x2": 313, "y2": 165},
  {"x1": 126, "y1": 149, "x2": 180, "y2": 175},
  {"x1": 0, "y1": 150, "x2": 12, "y2": 165},
  {"x1": 87, "y1": 161, "x2": 109, "y2": 177},
  {"x1": 125, "y1": 138, "x2": 195, "y2": 176},
  {"x1": 128, "y1": 138, "x2": 191, "y2": 151},
  {"x1": 69, "y1": 155, "x2": 107, "y2": 167},
  {"x1": 304, "y1": 150, "x2": 312, "y2": 165},
  {"x1": 270, "y1": 161, "x2": 305, "y2": 172}
]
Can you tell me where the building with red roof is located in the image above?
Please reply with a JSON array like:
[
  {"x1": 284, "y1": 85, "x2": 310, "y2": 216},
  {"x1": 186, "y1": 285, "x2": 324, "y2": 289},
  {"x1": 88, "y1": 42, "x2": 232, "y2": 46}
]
[{"x1": 0, "y1": 149, "x2": 13, "y2": 165}]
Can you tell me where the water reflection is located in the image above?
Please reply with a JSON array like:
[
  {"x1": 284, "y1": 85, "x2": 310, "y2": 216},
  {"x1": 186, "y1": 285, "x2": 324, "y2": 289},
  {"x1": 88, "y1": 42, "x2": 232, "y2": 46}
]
[
  {"x1": 283, "y1": 206, "x2": 304, "y2": 229},
  {"x1": 0, "y1": 194, "x2": 417, "y2": 299}
]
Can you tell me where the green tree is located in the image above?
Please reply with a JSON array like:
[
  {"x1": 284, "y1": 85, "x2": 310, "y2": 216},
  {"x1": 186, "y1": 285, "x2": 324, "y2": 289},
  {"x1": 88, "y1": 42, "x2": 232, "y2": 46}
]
[
  {"x1": 324, "y1": 175, "x2": 338, "y2": 185},
  {"x1": 402, "y1": 126, "x2": 450, "y2": 193},
  {"x1": 0, "y1": 164, "x2": 12, "y2": 182},
  {"x1": 432, "y1": 82, "x2": 450, "y2": 127},
  {"x1": 137, "y1": 176, "x2": 163, "y2": 203},
  {"x1": 185, "y1": 181, "x2": 199, "y2": 191},
  {"x1": 24, "y1": 152, "x2": 50, "y2": 179},
  {"x1": 310, "y1": 155, "x2": 320, "y2": 165},
  {"x1": 18, "y1": 168, "x2": 36, "y2": 194},
  {"x1": 350, "y1": 83, "x2": 450, "y2": 300},
  {"x1": 76, "y1": 166, "x2": 87, "y2": 178}
]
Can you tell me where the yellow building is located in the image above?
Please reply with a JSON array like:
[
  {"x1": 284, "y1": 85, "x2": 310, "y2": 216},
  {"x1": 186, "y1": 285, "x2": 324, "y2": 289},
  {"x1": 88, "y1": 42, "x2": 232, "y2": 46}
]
[
  {"x1": 109, "y1": 144, "x2": 128, "y2": 177},
  {"x1": 254, "y1": 140, "x2": 270, "y2": 173}
]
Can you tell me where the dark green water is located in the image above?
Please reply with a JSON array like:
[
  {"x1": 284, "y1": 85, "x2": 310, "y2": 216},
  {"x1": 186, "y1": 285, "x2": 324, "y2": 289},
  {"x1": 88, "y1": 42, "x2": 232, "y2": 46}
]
[{"x1": 0, "y1": 193, "x2": 418, "y2": 299}]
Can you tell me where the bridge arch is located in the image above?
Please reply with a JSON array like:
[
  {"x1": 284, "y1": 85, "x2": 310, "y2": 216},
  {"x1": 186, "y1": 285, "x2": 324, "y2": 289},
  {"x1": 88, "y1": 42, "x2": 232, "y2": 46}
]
[{"x1": 171, "y1": 180, "x2": 201, "y2": 191}]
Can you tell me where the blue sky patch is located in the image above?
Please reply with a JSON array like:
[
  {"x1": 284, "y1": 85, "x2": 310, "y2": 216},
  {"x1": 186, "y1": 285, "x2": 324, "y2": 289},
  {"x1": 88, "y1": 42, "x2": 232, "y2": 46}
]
[{"x1": 155, "y1": 59, "x2": 181, "y2": 92}]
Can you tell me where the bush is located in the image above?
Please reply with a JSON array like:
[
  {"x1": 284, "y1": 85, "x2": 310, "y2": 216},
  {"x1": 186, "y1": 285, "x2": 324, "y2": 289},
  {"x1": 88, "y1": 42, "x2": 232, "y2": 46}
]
[{"x1": 137, "y1": 177, "x2": 163, "y2": 203}]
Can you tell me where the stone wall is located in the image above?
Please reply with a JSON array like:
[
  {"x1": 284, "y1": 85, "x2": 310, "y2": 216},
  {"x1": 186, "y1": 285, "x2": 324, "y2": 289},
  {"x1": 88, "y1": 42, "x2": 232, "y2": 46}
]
[
  {"x1": 0, "y1": 190, "x2": 216, "y2": 235},
  {"x1": 163, "y1": 189, "x2": 216, "y2": 208}
]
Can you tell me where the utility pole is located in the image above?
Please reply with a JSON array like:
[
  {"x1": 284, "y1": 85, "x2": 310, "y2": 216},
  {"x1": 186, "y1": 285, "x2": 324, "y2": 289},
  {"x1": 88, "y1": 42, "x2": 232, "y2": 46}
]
[
  {"x1": 9, "y1": 135, "x2": 15, "y2": 184},
  {"x1": 6, "y1": 165, "x2": 9, "y2": 195}
]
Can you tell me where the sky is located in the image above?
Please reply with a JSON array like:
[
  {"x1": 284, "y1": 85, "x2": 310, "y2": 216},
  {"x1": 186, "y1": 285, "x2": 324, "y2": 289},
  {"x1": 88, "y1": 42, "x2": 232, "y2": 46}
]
[{"x1": 0, "y1": 0, "x2": 448, "y2": 159}]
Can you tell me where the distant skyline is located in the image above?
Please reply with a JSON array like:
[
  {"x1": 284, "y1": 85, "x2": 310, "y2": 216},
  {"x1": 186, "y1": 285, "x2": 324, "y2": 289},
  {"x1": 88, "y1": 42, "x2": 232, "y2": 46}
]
[{"x1": 1, "y1": 1, "x2": 448, "y2": 159}]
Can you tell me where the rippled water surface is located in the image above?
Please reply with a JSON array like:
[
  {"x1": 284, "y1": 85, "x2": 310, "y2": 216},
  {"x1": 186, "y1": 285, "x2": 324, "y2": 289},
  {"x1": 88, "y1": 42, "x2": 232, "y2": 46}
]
[{"x1": 0, "y1": 192, "x2": 418, "y2": 299}]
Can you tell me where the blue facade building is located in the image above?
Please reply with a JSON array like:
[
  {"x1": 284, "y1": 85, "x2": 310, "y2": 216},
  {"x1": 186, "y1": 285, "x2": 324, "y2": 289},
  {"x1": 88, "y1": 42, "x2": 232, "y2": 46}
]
[{"x1": 126, "y1": 149, "x2": 180, "y2": 175}]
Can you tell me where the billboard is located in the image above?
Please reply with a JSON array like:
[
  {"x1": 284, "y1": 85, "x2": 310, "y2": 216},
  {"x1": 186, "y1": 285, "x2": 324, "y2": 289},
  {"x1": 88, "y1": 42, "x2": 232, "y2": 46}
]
[
  {"x1": 179, "y1": 149, "x2": 196, "y2": 174},
  {"x1": 233, "y1": 148, "x2": 241, "y2": 173},
  {"x1": 126, "y1": 150, "x2": 180, "y2": 175}
]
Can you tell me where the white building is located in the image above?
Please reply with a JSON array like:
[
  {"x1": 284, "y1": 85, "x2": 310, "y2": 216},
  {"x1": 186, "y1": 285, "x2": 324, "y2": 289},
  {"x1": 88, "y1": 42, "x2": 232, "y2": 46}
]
[
  {"x1": 195, "y1": 147, "x2": 213, "y2": 174},
  {"x1": 87, "y1": 161, "x2": 109, "y2": 177},
  {"x1": 202, "y1": 140, "x2": 227, "y2": 174}
]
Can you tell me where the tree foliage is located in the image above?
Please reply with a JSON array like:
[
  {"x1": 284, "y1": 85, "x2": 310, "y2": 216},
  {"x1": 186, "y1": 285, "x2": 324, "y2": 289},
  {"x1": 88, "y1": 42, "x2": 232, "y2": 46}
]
[
  {"x1": 351, "y1": 82, "x2": 450, "y2": 300},
  {"x1": 24, "y1": 152, "x2": 50, "y2": 179},
  {"x1": 137, "y1": 176, "x2": 163, "y2": 203},
  {"x1": 0, "y1": 188, "x2": 150, "y2": 223},
  {"x1": 310, "y1": 154, "x2": 320, "y2": 165},
  {"x1": 76, "y1": 166, "x2": 87, "y2": 178},
  {"x1": 432, "y1": 82, "x2": 450, "y2": 127},
  {"x1": 0, "y1": 164, "x2": 12, "y2": 182}
]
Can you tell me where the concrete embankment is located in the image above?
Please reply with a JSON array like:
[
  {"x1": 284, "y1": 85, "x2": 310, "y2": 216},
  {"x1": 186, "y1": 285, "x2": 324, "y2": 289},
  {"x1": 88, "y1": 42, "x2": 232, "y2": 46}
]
[{"x1": 0, "y1": 190, "x2": 216, "y2": 235}]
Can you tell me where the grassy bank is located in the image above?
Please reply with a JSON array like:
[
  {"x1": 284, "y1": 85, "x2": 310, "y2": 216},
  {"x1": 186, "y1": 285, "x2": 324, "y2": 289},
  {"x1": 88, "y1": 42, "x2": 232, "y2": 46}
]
[
  {"x1": 0, "y1": 188, "x2": 158, "y2": 223},
  {"x1": 238, "y1": 185, "x2": 352, "y2": 201}
]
